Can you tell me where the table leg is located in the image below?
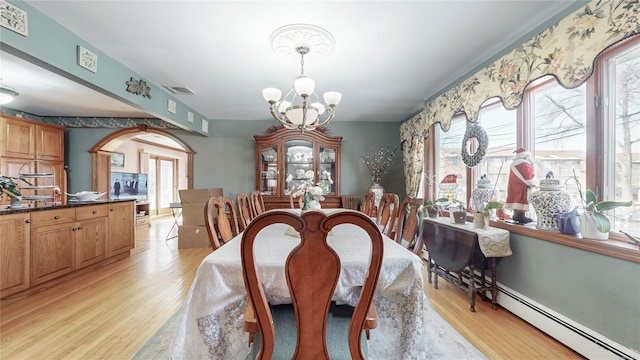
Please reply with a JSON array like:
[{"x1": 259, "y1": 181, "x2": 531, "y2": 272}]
[
  {"x1": 490, "y1": 257, "x2": 498, "y2": 309},
  {"x1": 427, "y1": 255, "x2": 433, "y2": 284},
  {"x1": 468, "y1": 264, "x2": 476, "y2": 312},
  {"x1": 165, "y1": 208, "x2": 181, "y2": 241}
]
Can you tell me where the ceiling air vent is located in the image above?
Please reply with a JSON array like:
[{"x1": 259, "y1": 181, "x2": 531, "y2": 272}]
[{"x1": 163, "y1": 85, "x2": 196, "y2": 95}]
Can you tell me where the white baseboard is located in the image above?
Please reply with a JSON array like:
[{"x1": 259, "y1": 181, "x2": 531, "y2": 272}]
[{"x1": 495, "y1": 283, "x2": 639, "y2": 360}]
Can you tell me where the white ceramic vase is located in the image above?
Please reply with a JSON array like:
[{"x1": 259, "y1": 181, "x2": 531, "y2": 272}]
[{"x1": 308, "y1": 200, "x2": 321, "y2": 210}]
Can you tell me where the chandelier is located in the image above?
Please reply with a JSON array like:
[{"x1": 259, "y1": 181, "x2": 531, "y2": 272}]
[{"x1": 262, "y1": 24, "x2": 342, "y2": 132}]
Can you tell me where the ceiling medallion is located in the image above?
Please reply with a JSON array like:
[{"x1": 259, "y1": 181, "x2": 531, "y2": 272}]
[{"x1": 269, "y1": 24, "x2": 335, "y2": 62}]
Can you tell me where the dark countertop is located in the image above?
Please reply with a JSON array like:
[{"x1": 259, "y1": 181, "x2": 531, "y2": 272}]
[{"x1": 0, "y1": 199, "x2": 136, "y2": 215}]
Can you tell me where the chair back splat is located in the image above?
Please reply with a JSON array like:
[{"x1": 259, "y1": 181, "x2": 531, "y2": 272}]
[
  {"x1": 250, "y1": 190, "x2": 265, "y2": 218},
  {"x1": 377, "y1": 193, "x2": 399, "y2": 239},
  {"x1": 236, "y1": 193, "x2": 252, "y2": 231},
  {"x1": 241, "y1": 210, "x2": 383, "y2": 360},
  {"x1": 395, "y1": 197, "x2": 424, "y2": 254},
  {"x1": 360, "y1": 191, "x2": 376, "y2": 217}
]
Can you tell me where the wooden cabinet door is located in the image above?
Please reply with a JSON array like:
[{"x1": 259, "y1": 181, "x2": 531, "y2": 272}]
[
  {"x1": 30, "y1": 222, "x2": 75, "y2": 285},
  {"x1": 36, "y1": 124, "x2": 64, "y2": 162},
  {"x1": 1, "y1": 117, "x2": 35, "y2": 159},
  {"x1": 107, "y1": 201, "x2": 135, "y2": 257},
  {"x1": 76, "y1": 205, "x2": 108, "y2": 268},
  {"x1": 0, "y1": 213, "x2": 31, "y2": 298}
]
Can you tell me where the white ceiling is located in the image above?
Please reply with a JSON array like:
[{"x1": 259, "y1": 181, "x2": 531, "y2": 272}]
[{"x1": 1, "y1": 1, "x2": 582, "y2": 125}]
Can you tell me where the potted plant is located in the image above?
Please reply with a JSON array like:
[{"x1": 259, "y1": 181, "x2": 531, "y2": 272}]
[
  {"x1": 566, "y1": 170, "x2": 632, "y2": 240},
  {"x1": 424, "y1": 198, "x2": 448, "y2": 218},
  {"x1": 1, "y1": 175, "x2": 29, "y2": 208},
  {"x1": 448, "y1": 199, "x2": 467, "y2": 224},
  {"x1": 473, "y1": 201, "x2": 503, "y2": 229},
  {"x1": 579, "y1": 189, "x2": 631, "y2": 240}
]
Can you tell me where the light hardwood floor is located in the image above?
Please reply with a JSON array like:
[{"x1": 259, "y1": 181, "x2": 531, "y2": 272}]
[{"x1": 1, "y1": 216, "x2": 584, "y2": 359}]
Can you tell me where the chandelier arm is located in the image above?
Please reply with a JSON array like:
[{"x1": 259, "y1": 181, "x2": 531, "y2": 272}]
[{"x1": 313, "y1": 106, "x2": 336, "y2": 128}]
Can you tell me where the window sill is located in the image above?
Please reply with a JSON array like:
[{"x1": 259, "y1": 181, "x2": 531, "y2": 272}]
[{"x1": 489, "y1": 219, "x2": 640, "y2": 263}]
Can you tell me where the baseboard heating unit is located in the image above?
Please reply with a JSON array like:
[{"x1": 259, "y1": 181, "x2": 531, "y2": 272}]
[{"x1": 495, "y1": 284, "x2": 639, "y2": 360}]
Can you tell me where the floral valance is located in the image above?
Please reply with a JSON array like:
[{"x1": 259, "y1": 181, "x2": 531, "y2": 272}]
[{"x1": 400, "y1": 0, "x2": 640, "y2": 141}]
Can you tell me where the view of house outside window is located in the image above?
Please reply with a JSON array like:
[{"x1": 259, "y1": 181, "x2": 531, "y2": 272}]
[
  {"x1": 437, "y1": 115, "x2": 467, "y2": 203},
  {"x1": 606, "y1": 41, "x2": 639, "y2": 236}
]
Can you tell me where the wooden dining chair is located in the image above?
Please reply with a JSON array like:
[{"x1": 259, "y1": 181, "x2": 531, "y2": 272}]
[
  {"x1": 289, "y1": 192, "x2": 304, "y2": 209},
  {"x1": 249, "y1": 190, "x2": 265, "y2": 218},
  {"x1": 205, "y1": 196, "x2": 240, "y2": 249},
  {"x1": 360, "y1": 191, "x2": 376, "y2": 217},
  {"x1": 204, "y1": 197, "x2": 223, "y2": 250},
  {"x1": 241, "y1": 210, "x2": 383, "y2": 360},
  {"x1": 236, "y1": 192, "x2": 253, "y2": 231},
  {"x1": 377, "y1": 193, "x2": 399, "y2": 239},
  {"x1": 341, "y1": 195, "x2": 360, "y2": 210},
  {"x1": 395, "y1": 197, "x2": 425, "y2": 255}
]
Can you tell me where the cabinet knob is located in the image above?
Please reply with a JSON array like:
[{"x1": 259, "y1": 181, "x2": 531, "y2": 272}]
[
  {"x1": 54, "y1": 215, "x2": 60, "y2": 219},
  {"x1": 25, "y1": 219, "x2": 31, "y2": 223},
  {"x1": 92, "y1": 210, "x2": 97, "y2": 214},
  {"x1": 72, "y1": 227, "x2": 77, "y2": 231},
  {"x1": 110, "y1": 208, "x2": 114, "y2": 212},
  {"x1": 77, "y1": 226, "x2": 82, "y2": 230}
]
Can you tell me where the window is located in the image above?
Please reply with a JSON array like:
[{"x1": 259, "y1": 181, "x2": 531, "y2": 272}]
[
  {"x1": 476, "y1": 99, "x2": 517, "y2": 204},
  {"x1": 601, "y1": 40, "x2": 640, "y2": 236},
  {"x1": 424, "y1": 36, "x2": 639, "y2": 239},
  {"x1": 436, "y1": 114, "x2": 467, "y2": 203},
  {"x1": 528, "y1": 78, "x2": 587, "y2": 209}
]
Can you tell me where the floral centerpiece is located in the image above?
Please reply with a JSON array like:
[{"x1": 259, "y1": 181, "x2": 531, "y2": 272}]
[
  {"x1": 360, "y1": 145, "x2": 398, "y2": 185},
  {"x1": 292, "y1": 180, "x2": 325, "y2": 210}
]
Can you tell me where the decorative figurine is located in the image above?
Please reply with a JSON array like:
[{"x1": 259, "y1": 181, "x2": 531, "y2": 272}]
[{"x1": 504, "y1": 147, "x2": 536, "y2": 224}]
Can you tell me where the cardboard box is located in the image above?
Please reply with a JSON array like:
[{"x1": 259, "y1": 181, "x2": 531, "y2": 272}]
[
  {"x1": 178, "y1": 188, "x2": 224, "y2": 226},
  {"x1": 179, "y1": 189, "x2": 210, "y2": 204},
  {"x1": 181, "y1": 203, "x2": 207, "y2": 226},
  {"x1": 178, "y1": 225, "x2": 211, "y2": 249}
]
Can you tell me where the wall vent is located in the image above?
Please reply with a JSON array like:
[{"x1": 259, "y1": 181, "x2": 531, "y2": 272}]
[{"x1": 163, "y1": 85, "x2": 196, "y2": 95}]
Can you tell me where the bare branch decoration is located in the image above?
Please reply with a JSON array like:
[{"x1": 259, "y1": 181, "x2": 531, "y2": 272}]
[{"x1": 360, "y1": 144, "x2": 398, "y2": 184}]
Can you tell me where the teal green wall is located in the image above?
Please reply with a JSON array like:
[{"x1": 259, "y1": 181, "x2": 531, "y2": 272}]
[
  {"x1": 65, "y1": 121, "x2": 405, "y2": 201},
  {"x1": 499, "y1": 234, "x2": 640, "y2": 351}
]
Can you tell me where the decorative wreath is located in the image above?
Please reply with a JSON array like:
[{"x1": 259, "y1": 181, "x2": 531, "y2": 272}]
[{"x1": 461, "y1": 125, "x2": 489, "y2": 167}]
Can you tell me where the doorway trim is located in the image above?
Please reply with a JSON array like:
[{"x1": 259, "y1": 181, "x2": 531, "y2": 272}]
[{"x1": 88, "y1": 125, "x2": 195, "y2": 194}]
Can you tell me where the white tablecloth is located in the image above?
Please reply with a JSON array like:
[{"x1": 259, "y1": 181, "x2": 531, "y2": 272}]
[
  {"x1": 425, "y1": 217, "x2": 512, "y2": 257},
  {"x1": 170, "y1": 209, "x2": 431, "y2": 359}
]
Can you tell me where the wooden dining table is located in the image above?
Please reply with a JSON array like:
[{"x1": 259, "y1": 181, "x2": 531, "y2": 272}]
[{"x1": 169, "y1": 209, "x2": 430, "y2": 359}]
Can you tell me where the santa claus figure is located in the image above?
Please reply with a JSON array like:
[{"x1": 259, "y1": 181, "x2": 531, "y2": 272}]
[{"x1": 504, "y1": 147, "x2": 536, "y2": 224}]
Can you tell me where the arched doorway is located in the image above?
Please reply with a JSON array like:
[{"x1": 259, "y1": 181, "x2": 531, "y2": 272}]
[{"x1": 89, "y1": 125, "x2": 195, "y2": 215}]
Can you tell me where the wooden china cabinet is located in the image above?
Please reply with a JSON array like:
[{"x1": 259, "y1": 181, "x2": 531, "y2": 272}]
[{"x1": 254, "y1": 128, "x2": 342, "y2": 210}]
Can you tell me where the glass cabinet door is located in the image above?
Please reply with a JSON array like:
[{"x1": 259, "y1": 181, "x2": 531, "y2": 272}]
[
  {"x1": 318, "y1": 146, "x2": 337, "y2": 196},
  {"x1": 284, "y1": 140, "x2": 314, "y2": 195},
  {"x1": 258, "y1": 146, "x2": 278, "y2": 195}
]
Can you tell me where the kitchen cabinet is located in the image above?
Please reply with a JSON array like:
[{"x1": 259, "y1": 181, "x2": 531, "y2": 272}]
[
  {"x1": 254, "y1": 128, "x2": 342, "y2": 209},
  {"x1": 75, "y1": 205, "x2": 109, "y2": 269},
  {"x1": 30, "y1": 208, "x2": 76, "y2": 285},
  {"x1": 108, "y1": 201, "x2": 135, "y2": 256},
  {"x1": 0, "y1": 115, "x2": 64, "y2": 162},
  {"x1": 0, "y1": 114, "x2": 65, "y2": 208},
  {"x1": 0, "y1": 201, "x2": 134, "y2": 300},
  {"x1": 0, "y1": 212, "x2": 31, "y2": 297}
]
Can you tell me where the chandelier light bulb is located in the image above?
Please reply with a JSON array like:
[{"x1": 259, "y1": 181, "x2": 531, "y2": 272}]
[
  {"x1": 294, "y1": 77, "x2": 315, "y2": 96},
  {"x1": 323, "y1": 91, "x2": 342, "y2": 106},
  {"x1": 262, "y1": 88, "x2": 282, "y2": 102}
]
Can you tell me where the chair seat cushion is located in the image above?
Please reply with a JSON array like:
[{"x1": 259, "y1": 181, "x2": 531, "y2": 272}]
[{"x1": 250, "y1": 302, "x2": 368, "y2": 359}]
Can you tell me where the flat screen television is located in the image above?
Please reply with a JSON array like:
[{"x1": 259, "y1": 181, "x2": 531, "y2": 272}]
[{"x1": 110, "y1": 172, "x2": 148, "y2": 201}]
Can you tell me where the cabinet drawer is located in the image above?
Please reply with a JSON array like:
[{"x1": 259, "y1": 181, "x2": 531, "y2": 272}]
[
  {"x1": 136, "y1": 215, "x2": 150, "y2": 227},
  {"x1": 76, "y1": 205, "x2": 109, "y2": 220},
  {"x1": 31, "y1": 208, "x2": 76, "y2": 227}
]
